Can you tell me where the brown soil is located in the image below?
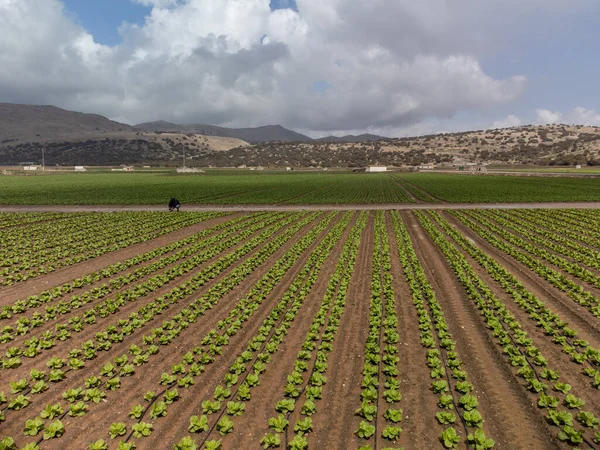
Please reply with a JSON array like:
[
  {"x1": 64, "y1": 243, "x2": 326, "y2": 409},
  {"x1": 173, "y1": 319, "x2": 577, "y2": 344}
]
[
  {"x1": 1, "y1": 214, "x2": 259, "y2": 353},
  {"x1": 402, "y1": 211, "x2": 558, "y2": 449},
  {"x1": 440, "y1": 212, "x2": 600, "y2": 401},
  {"x1": 218, "y1": 213, "x2": 359, "y2": 449},
  {"x1": 446, "y1": 211, "x2": 600, "y2": 336},
  {"x1": 45, "y1": 212, "x2": 338, "y2": 450},
  {"x1": 385, "y1": 211, "x2": 440, "y2": 449},
  {"x1": 309, "y1": 212, "x2": 375, "y2": 450},
  {"x1": 0, "y1": 214, "x2": 280, "y2": 394},
  {"x1": 3, "y1": 202, "x2": 600, "y2": 212},
  {"x1": 0, "y1": 212, "x2": 319, "y2": 447}
]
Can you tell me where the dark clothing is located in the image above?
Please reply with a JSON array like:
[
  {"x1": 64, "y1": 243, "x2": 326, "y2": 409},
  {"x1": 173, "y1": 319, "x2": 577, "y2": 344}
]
[{"x1": 168, "y1": 198, "x2": 181, "y2": 211}]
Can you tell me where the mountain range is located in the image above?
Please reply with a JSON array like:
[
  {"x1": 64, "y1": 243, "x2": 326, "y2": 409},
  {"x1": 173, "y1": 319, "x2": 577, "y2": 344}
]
[
  {"x1": 2, "y1": 102, "x2": 600, "y2": 168},
  {"x1": 0, "y1": 103, "x2": 386, "y2": 144}
]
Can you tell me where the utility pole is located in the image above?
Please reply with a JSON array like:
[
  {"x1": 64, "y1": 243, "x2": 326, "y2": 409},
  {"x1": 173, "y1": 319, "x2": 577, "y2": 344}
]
[{"x1": 42, "y1": 146, "x2": 45, "y2": 171}]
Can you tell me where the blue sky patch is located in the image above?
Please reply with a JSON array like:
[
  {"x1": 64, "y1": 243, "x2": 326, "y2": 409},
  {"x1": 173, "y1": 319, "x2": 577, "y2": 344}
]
[
  {"x1": 312, "y1": 81, "x2": 333, "y2": 94},
  {"x1": 62, "y1": 0, "x2": 150, "y2": 46}
]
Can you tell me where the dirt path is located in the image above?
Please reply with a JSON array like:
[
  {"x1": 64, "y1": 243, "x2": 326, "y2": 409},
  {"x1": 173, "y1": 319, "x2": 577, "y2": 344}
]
[{"x1": 2, "y1": 202, "x2": 600, "y2": 212}]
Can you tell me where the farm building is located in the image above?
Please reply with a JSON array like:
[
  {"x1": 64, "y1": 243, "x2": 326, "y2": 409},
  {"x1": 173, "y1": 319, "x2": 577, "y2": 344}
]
[
  {"x1": 74, "y1": 166, "x2": 87, "y2": 172},
  {"x1": 366, "y1": 166, "x2": 387, "y2": 172},
  {"x1": 23, "y1": 165, "x2": 40, "y2": 171},
  {"x1": 417, "y1": 164, "x2": 435, "y2": 170}
]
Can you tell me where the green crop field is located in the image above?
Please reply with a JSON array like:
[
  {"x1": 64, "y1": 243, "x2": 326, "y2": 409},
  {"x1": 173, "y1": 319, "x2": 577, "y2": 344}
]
[
  {"x1": 0, "y1": 172, "x2": 414, "y2": 205},
  {"x1": 395, "y1": 173, "x2": 600, "y2": 203},
  {"x1": 1, "y1": 171, "x2": 600, "y2": 205}
]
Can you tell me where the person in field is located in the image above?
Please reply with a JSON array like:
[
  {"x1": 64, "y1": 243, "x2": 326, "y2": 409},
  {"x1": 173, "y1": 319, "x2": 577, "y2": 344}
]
[{"x1": 168, "y1": 197, "x2": 181, "y2": 211}]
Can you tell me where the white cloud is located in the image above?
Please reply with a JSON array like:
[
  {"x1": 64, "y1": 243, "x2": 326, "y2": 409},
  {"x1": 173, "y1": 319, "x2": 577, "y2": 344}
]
[
  {"x1": 536, "y1": 108, "x2": 563, "y2": 124},
  {"x1": 570, "y1": 107, "x2": 600, "y2": 126},
  {"x1": 492, "y1": 114, "x2": 522, "y2": 129},
  {"x1": 0, "y1": 0, "x2": 552, "y2": 134}
]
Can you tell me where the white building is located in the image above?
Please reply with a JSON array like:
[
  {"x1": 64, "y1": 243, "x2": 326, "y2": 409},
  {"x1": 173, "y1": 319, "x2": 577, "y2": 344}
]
[
  {"x1": 23, "y1": 166, "x2": 40, "y2": 171},
  {"x1": 74, "y1": 166, "x2": 87, "y2": 172},
  {"x1": 176, "y1": 168, "x2": 204, "y2": 173},
  {"x1": 366, "y1": 166, "x2": 387, "y2": 172}
]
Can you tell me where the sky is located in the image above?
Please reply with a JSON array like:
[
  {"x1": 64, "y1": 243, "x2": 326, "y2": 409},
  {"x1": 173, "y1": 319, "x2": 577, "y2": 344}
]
[{"x1": 1, "y1": 0, "x2": 600, "y2": 138}]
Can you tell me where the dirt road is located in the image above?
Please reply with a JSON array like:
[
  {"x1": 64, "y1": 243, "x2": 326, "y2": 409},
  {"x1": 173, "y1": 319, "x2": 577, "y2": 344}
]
[{"x1": 1, "y1": 202, "x2": 600, "y2": 212}]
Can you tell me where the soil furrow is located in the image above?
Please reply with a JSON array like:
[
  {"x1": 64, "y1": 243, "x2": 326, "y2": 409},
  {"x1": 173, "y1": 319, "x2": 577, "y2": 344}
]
[
  {"x1": 403, "y1": 211, "x2": 556, "y2": 450},
  {"x1": 309, "y1": 212, "x2": 375, "y2": 449},
  {"x1": 386, "y1": 211, "x2": 440, "y2": 449}
]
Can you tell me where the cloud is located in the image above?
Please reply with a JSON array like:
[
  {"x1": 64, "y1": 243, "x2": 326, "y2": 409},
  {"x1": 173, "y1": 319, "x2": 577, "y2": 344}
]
[
  {"x1": 536, "y1": 108, "x2": 563, "y2": 124},
  {"x1": 492, "y1": 114, "x2": 522, "y2": 129},
  {"x1": 570, "y1": 107, "x2": 600, "y2": 126},
  {"x1": 0, "y1": 0, "x2": 542, "y2": 134}
]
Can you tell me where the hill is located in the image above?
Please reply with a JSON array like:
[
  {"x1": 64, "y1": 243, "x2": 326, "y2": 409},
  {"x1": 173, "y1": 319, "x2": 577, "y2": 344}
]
[
  {"x1": 135, "y1": 122, "x2": 312, "y2": 143},
  {"x1": 237, "y1": 124, "x2": 600, "y2": 168},
  {"x1": 0, "y1": 103, "x2": 248, "y2": 165},
  {"x1": 0, "y1": 103, "x2": 137, "y2": 144}
]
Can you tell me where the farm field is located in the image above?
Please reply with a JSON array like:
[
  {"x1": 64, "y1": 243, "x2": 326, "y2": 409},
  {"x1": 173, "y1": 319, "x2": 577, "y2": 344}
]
[
  {"x1": 1, "y1": 209, "x2": 600, "y2": 450},
  {"x1": 2, "y1": 171, "x2": 600, "y2": 205},
  {"x1": 395, "y1": 173, "x2": 600, "y2": 203}
]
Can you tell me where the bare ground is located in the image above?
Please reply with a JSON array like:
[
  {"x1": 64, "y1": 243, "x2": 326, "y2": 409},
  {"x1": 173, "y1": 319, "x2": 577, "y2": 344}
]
[{"x1": 3, "y1": 202, "x2": 600, "y2": 212}]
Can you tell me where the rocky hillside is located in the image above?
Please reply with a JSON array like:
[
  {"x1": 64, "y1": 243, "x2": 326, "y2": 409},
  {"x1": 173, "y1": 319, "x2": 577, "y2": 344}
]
[{"x1": 241, "y1": 124, "x2": 600, "y2": 167}]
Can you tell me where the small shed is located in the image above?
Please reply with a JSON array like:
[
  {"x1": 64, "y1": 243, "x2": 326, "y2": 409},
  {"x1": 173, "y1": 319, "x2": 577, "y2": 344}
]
[
  {"x1": 23, "y1": 166, "x2": 40, "y2": 171},
  {"x1": 74, "y1": 166, "x2": 87, "y2": 172}
]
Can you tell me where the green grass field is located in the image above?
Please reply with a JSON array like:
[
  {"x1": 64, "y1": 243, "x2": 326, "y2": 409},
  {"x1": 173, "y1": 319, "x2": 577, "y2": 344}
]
[{"x1": 1, "y1": 171, "x2": 599, "y2": 204}]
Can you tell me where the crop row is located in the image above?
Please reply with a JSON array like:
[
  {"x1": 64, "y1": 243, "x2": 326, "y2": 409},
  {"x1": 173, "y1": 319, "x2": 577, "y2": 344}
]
[
  {"x1": 450, "y1": 211, "x2": 600, "y2": 319},
  {"x1": 98, "y1": 211, "x2": 347, "y2": 449},
  {"x1": 469, "y1": 210, "x2": 600, "y2": 288},
  {"x1": 354, "y1": 211, "x2": 403, "y2": 449},
  {"x1": 0, "y1": 213, "x2": 285, "y2": 369},
  {"x1": 1, "y1": 212, "x2": 219, "y2": 285},
  {"x1": 0, "y1": 213, "x2": 261, "y2": 322},
  {"x1": 429, "y1": 212, "x2": 600, "y2": 381},
  {"x1": 417, "y1": 211, "x2": 600, "y2": 447},
  {"x1": 0, "y1": 213, "x2": 81, "y2": 230},
  {"x1": 392, "y1": 211, "x2": 494, "y2": 449},
  {"x1": 0, "y1": 211, "x2": 325, "y2": 448}
]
